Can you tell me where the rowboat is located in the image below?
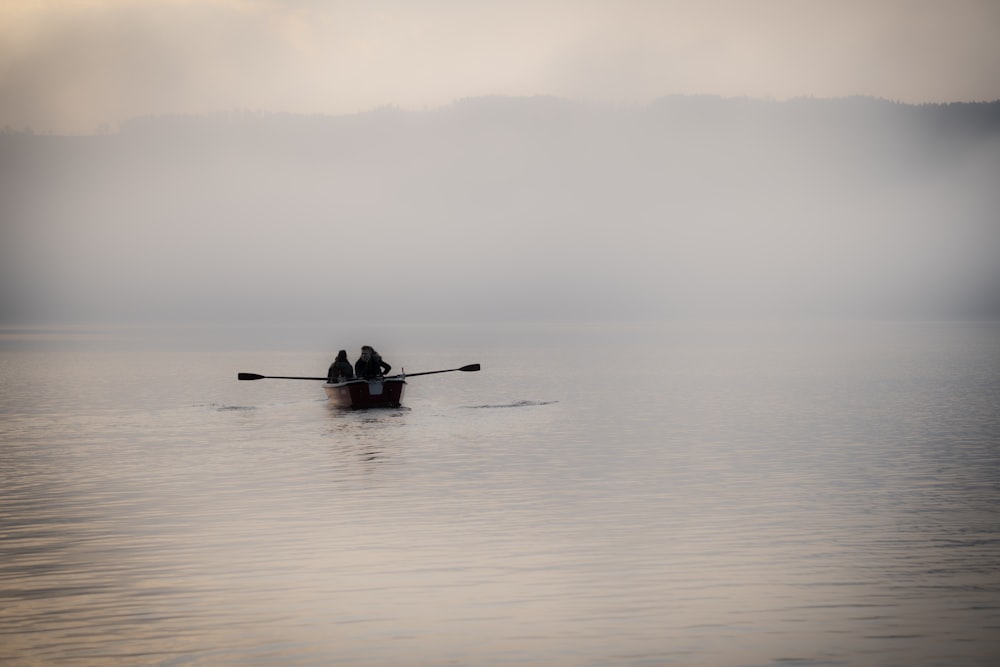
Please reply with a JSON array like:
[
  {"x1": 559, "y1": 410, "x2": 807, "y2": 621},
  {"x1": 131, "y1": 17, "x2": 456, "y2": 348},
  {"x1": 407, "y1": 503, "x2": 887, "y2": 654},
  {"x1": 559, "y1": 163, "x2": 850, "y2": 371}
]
[
  {"x1": 238, "y1": 363, "x2": 479, "y2": 410},
  {"x1": 323, "y1": 376, "x2": 406, "y2": 409}
]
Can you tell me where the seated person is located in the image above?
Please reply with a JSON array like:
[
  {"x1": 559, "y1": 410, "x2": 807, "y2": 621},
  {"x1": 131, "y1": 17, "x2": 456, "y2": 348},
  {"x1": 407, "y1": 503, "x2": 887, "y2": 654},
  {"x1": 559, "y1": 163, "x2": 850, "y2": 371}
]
[
  {"x1": 354, "y1": 345, "x2": 391, "y2": 379},
  {"x1": 327, "y1": 350, "x2": 355, "y2": 382}
]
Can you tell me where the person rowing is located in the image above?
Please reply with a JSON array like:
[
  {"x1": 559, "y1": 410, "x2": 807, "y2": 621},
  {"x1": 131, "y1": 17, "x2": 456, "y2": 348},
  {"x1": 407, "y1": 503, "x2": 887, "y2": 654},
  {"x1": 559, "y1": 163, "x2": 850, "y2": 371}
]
[{"x1": 354, "y1": 345, "x2": 391, "y2": 379}]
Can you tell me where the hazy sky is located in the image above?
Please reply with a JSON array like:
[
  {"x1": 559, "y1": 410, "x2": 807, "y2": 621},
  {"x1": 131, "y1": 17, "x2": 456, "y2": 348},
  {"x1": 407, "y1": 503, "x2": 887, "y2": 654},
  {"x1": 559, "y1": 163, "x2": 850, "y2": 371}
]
[
  {"x1": 2, "y1": 1, "x2": 998, "y2": 330},
  {"x1": 2, "y1": 0, "x2": 999, "y2": 134}
]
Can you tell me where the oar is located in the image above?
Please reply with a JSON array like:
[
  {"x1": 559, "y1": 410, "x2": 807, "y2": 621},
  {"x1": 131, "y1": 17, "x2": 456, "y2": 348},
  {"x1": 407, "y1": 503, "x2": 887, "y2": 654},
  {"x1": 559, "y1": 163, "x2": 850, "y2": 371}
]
[
  {"x1": 238, "y1": 373, "x2": 328, "y2": 381},
  {"x1": 401, "y1": 363, "x2": 480, "y2": 378}
]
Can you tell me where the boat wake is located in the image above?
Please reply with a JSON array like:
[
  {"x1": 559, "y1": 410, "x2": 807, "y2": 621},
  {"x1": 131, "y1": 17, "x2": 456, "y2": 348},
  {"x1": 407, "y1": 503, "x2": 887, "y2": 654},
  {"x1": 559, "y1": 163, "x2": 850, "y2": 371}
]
[
  {"x1": 464, "y1": 400, "x2": 558, "y2": 409},
  {"x1": 206, "y1": 403, "x2": 257, "y2": 412}
]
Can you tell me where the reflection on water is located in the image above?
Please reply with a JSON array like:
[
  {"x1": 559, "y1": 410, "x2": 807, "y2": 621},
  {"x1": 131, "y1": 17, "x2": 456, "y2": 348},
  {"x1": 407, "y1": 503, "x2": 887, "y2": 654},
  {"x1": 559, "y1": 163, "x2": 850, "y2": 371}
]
[{"x1": 1, "y1": 323, "x2": 998, "y2": 666}]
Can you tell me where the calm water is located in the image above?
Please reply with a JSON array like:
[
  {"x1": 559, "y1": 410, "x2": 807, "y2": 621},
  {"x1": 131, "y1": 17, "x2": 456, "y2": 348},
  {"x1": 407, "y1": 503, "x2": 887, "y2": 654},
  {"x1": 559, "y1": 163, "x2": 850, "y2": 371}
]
[{"x1": 1, "y1": 322, "x2": 998, "y2": 666}]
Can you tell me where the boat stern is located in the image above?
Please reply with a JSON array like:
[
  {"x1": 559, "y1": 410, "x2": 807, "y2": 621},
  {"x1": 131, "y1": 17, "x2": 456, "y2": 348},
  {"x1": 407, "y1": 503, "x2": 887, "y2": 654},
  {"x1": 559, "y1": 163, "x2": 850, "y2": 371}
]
[{"x1": 324, "y1": 378, "x2": 406, "y2": 409}]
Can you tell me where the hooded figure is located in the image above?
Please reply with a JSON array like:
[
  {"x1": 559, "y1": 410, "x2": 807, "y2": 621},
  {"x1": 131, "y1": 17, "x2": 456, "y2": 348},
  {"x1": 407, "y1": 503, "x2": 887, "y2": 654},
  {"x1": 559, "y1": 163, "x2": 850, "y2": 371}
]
[
  {"x1": 354, "y1": 345, "x2": 391, "y2": 379},
  {"x1": 327, "y1": 349, "x2": 355, "y2": 382}
]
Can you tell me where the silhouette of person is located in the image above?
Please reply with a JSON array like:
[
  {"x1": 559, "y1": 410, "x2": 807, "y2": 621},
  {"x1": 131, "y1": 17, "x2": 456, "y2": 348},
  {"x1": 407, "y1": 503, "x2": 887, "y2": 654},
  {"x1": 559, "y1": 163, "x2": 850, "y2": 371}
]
[
  {"x1": 327, "y1": 349, "x2": 355, "y2": 383},
  {"x1": 354, "y1": 345, "x2": 391, "y2": 379}
]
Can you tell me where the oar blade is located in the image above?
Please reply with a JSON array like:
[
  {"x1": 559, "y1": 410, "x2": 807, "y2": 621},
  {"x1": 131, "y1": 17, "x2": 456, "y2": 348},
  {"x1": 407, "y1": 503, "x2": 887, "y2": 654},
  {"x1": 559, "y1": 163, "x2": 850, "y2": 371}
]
[
  {"x1": 238, "y1": 373, "x2": 265, "y2": 381},
  {"x1": 460, "y1": 364, "x2": 481, "y2": 372}
]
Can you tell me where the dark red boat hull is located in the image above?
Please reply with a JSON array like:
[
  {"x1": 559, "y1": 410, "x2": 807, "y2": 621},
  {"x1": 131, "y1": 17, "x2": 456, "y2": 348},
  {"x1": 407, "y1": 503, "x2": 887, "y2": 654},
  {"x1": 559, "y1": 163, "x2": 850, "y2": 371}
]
[{"x1": 323, "y1": 378, "x2": 406, "y2": 409}]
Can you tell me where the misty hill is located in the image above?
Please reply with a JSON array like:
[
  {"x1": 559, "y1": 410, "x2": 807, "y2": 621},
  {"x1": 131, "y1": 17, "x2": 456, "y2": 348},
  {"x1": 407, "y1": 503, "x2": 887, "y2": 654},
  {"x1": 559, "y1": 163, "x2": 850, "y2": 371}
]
[{"x1": 2, "y1": 96, "x2": 999, "y2": 324}]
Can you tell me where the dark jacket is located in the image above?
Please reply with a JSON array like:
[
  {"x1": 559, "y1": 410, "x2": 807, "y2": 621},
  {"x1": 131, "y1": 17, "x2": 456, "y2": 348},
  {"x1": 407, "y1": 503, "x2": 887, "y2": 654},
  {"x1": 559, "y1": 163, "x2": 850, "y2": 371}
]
[
  {"x1": 355, "y1": 354, "x2": 391, "y2": 379},
  {"x1": 327, "y1": 360, "x2": 354, "y2": 382}
]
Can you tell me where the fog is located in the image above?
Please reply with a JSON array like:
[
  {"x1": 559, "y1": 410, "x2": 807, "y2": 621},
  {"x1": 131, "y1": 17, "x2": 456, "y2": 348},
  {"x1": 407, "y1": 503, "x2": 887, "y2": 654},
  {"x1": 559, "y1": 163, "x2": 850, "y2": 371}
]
[
  {"x1": 2, "y1": 1, "x2": 999, "y2": 135},
  {"x1": 2, "y1": 2, "x2": 999, "y2": 329},
  {"x1": 2, "y1": 97, "x2": 999, "y2": 327}
]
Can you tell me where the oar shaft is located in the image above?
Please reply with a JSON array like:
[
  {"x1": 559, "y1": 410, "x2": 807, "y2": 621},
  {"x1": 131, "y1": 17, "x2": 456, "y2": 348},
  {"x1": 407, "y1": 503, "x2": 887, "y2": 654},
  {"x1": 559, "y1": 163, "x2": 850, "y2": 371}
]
[{"x1": 238, "y1": 373, "x2": 328, "y2": 381}]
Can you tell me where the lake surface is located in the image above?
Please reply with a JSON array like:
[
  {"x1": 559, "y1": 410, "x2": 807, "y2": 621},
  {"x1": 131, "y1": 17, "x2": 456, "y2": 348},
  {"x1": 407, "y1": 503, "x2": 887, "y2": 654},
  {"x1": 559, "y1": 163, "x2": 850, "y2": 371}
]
[{"x1": 2, "y1": 321, "x2": 998, "y2": 666}]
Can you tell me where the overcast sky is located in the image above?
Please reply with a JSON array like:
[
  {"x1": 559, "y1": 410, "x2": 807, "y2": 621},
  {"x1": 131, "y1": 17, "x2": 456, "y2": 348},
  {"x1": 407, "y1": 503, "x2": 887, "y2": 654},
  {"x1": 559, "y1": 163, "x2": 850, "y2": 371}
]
[{"x1": 2, "y1": 0, "x2": 999, "y2": 134}]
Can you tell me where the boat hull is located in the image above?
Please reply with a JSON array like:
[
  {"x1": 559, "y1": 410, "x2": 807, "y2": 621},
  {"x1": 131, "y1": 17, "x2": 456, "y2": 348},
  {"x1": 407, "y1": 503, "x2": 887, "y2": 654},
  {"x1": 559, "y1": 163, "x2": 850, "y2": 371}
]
[{"x1": 323, "y1": 378, "x2": 406, "y2": 409}]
